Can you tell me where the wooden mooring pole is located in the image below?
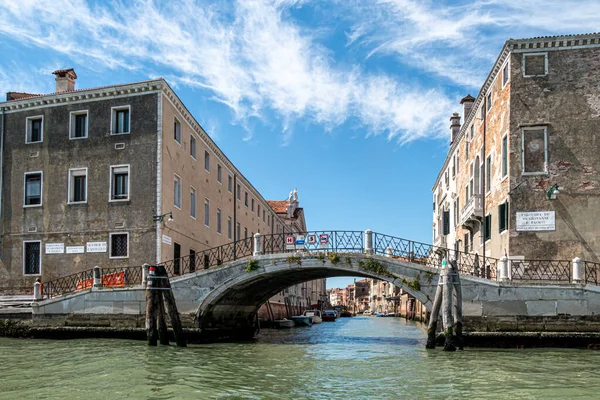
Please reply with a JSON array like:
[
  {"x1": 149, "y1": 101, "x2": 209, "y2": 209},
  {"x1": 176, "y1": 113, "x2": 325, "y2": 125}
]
[
  {"x1": 156, "y1": 265, "x2": 187, "y2": 347},
  {"x1": 145, "y1": 266, "x2": 159, "y2": 346}
]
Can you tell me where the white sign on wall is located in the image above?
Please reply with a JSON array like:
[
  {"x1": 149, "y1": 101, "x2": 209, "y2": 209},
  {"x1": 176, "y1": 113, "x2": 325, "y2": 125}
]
[
  {"x1": 86, "y1": 242, "x2": 107, "y2": 253},
  {"x1": 45, "y1": 243, "x2": 65, "y2": 254},
  {"x1": 516, "y1": 211, "x2": 556, "y2": 231},
  {"x1": 66, "y1": 246, "x2": 85, "y2": 254},
  {"x1": 162, "y1": 235, "x2": 172, "y2": 245}
]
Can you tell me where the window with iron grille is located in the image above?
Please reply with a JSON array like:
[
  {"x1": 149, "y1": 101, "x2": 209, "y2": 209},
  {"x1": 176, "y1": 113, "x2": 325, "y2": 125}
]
[
  {"x1": 69, "y1": 168, "x2": 87, "y2": 203},
  {"x1": 110, "y1": 233, "x2": 128, "y2": 258},
  {"x1": 112, "y1": 106, "x2": 130, "y2": 134},
  {"x1": 26, "y1": 116, "x2": 43, "y2": 143},
  {"x1": 24, "y1": 172, "x2": 42, "y2": 206},
  {"x1": 23, "y1": 241, "x2": 41, "y2": 275}
]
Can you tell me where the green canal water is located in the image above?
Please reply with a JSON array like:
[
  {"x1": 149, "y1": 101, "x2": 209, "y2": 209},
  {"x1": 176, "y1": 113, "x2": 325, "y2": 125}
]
[{"x1": 1, "y1": 316, "x2": 599, "y2": 399}]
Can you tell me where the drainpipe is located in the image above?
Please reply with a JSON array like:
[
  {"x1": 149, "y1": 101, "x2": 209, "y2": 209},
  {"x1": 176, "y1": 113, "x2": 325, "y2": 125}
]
[
  {"x1": 482, "y1": 96, "x2": 487, "y2": 277},
  {"x1": 233, "y1": 174, "x2": 237, "y2": 259},
  {"x1": 0, "y1": 106, "x2": 5, "y2": 254}
]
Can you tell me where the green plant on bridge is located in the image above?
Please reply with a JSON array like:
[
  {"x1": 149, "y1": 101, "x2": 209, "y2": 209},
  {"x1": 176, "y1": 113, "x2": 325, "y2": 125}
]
[
  {"x1": 425, "y1": 271, "x2": 434, "y2": 284},
  {"x1": 401, "y1": 275, "x2": 421, "y2": 291},
  {"x1": 245, "y1": 259, "x2": 260, "y2": 272},
  {"x1": 358, "y1": 258, "x2": 392, "y2": 277},
  {"x1": 328, "y1": 252, "x2": 340, "y2": 264},
  {"x1": 345, "y1": 257, "x2": 352, "y2": 266},
  {"x1": 317, "y1": 252, "x2": 326, "y2": 263},
  {"x1": 286, "y1": 255, "x2": 302, "y2": 265}
]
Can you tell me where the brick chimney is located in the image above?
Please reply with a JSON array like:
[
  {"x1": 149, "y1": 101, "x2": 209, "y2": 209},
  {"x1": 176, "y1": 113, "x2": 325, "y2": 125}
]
[
  {"x1": 450, "y1": 112, "x2": 461, "y2": 144},
  {"x1": 52, "y1": 68, "x2": 77, "y2": 93},
  {"x1": 460, "y1": 94, "x2": 475, "y2": 121}
]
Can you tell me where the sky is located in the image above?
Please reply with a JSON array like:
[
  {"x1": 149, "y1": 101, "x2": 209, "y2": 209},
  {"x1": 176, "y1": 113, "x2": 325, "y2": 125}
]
[{"x1": 1, "y1": 0, "x2": 598, "y2": 289}]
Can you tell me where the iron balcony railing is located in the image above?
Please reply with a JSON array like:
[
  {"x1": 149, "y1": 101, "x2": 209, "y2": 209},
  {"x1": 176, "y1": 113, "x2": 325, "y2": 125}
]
[{"x1": 40, "y1": 230, "x2": 600, "y2": 298}]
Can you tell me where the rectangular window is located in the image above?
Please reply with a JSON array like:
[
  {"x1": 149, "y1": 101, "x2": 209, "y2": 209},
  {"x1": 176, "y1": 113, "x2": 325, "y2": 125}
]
[
  {"x1": 217, "y1": 208, "x2": 222, "y2": 234},
  {"x1": 112, "y1": 106, "x2": 130, "y2": 134},
  {"x1": 245, "y1": 192, "x2": 248, "y2": 207},
  {"x1": 470, "y1": 124, "x2": 474, "y2": 140},
  {"x1": 502, "y1": 62, "x2": 510, "y2": 87},
  {"x1": 464, "y1": 233, "x2": 469, "y2": 254},
  {"x1": 244, "y1": 227, "x2": 248, "y2": 240},
  {"x1": 26, "y1": 116, "x2": 43, "y2": 143},
  {"x1": 484, "y1": 214, "x2": 492, "y2": 242},
  {"x1": 523, "y1": 53, "x2": 548, "y2": 77},
  {"x1": 68, "y1": 168, "x2": 87, "y2": 204},
  {"x1": 486, "y1": 92, "x2": 492, "y2": 111},
  {"x1": 174, "y1": 175, "x2": 182, "y2": 209},
  {"x1": 263, "y1": 210, "x2": 266, "y2": 222},
  {"x1": 465, "y1": 139, "x2": 469, "y2": 159},
  {"x1": 204, "y1": 150, "x2": 210, "y2": 172},
  {"x1": 228, "y1": 175, "x2": 233, "y2": 193},
  {"x1": 522, "y1": 127, "x2": 548, "y2": 174},
  {"x1": 174, "y1": 118, "x2": 181, "y2": 144},
  {"x1": 498, "y1": 201, "x2": 509, "y2": 233},
  {"x1": 237, "y1": 184, "x2": 241, "y2": 200},
  {"x1": 442, "y1": 210, "x2": 450, "y2": 236},
  {"x1": 70, "y1": 111, "x2": 88, "y2": 139},
  {"x1": 454, "y1": 199, "x2": 460, "y2": 227},
  {"x1": 456, "y1": 150, "x2": 459, "y2": 174},
  {"x1": 109, "y1": 232, "x2": 129, "y2": 258},
  {"x1": 23, "y1": 241, "x2": 41, "y2": 275},
  {"x1": 251, "y1": 198, "x2": 255, "y2": 212},
  {"x1": 204, "y1": 199, "x2": 210, "y2": 226},
  {"x1": 110, "y1": 165, "x2": 130, "y2": 201},
  {"x1": 228, "y1": 216, "x2": 232, "y2": 239},
  {"x1": 480, "y1": 105, "x2": 485, "y2": 120},
  {"x1": 502, "y1": 135, "x2": 508, "y2": 178},
  {"x1": 237, "y1": 222, "x2": 241, "y2": 241},
  {"x1": 267, "y1": 215, "x2": 270, "y2": 227},
  {"x1": 173, "y1": 243, "x2": 181, "y2": 275},
  {"x1": 486, "y1": 155, "x2": 492, "y2": 194},
  {"x1": 190, "y1": 135, "x2": 197, "y2": 159},
  {"x1": 258, "y1": 205, "x2": 261, "y2": 218},
  {"x1": 24, "y1": 172, "x2": 42, "y2": 206},
  {"x1": 217, "y1": 164, "x2": 222, "y2": 184},
  {"x1": 190, "y1": 187, "x2": 196, "y2": 218}
]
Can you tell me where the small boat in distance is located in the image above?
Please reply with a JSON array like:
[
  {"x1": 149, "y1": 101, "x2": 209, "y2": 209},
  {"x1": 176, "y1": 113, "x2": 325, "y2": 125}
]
[
  {"x1": 322, "y1": 310, "x2": 337, "y2": 322},
  {"x1": 273, "y1": 319, "x2": 295, "y2": 328},
  {"x1": 290, "y1": 315, "x2": 312, "y2": 326},
  {"x1": 303, "y1": 310, "x2": 322, "y2": 324},
  {"x1": 363, "y1": 310, "x2": 373, "y2": 316}
]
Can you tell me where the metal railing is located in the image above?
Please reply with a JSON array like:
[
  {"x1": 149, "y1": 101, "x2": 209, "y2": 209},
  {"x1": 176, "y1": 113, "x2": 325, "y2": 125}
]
[{"x1": 39, "y1": 230, "x2": 600, "y2": 298}]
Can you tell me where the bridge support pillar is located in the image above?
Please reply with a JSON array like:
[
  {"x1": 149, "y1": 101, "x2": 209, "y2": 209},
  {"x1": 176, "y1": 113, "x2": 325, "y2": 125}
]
[
  {"x1": 93, "y1": 266, "x2": 102, "y2": 288},
  {"x1": 572, "y1": 257, "x2": 582, "y2": 283},
  {"x1": 253, "y1": 233, "x2": 262, "y2": 256},
  {"x1": 33, "y1": 281, "x2": 42, "y2": 301},
  {"x1": 364, "y1": 229, "x2": 373, "y2": 255},
  {"x1": 499, "y1": 256, "x2": 509, "y2": 282}
]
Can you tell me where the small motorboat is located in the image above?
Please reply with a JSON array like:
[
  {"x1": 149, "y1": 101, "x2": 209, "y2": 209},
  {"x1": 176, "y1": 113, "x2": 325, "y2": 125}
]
[
  {"x1": 322, "y1": 310, "x2": 337, "y2": 322},
  {"x1": 303, "y1": 310, "x2": 322, "y2": 324},
  {"x1": 363, "y1": 310, "x2": 373, "y2": 316},
  {"x1": 273, "y1": 319, "x2": 295, "y2": 328},
  {"x1": 290, "y1": 315, "x2": 312, "y2": 326}
]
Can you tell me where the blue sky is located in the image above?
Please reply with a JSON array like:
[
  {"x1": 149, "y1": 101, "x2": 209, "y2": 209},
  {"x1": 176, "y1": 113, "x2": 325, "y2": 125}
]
[{"x1": 1, "y1": 0, "x2": 598, "y2": 289}]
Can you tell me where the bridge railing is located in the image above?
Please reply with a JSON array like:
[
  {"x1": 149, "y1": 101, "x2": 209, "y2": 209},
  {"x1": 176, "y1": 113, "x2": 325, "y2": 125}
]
[
  {"x1": 508, "y1": 259, "x2": 572, "y2": 283},
  {"x1": 584, "y1": 261, "x2": 600, "y2": 285}
]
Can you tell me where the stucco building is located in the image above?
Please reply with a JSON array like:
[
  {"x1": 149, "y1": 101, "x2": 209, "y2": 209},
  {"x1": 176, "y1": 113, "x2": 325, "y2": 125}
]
[
  {"x1": 433, "y1": 33, "x2": 600, "y2": 270},
  {"x1": 0, "y1": 70, "x2": 325, "y2": 307}
]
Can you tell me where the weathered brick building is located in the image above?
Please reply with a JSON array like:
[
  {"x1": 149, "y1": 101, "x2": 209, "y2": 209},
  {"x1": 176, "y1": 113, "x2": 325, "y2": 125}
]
[
  {"x1": 0, "y1": 70, "x2": 325, "y2": 305},
  {"x1": 433, "y1": 33, "x2": 600, "y2": 267}
]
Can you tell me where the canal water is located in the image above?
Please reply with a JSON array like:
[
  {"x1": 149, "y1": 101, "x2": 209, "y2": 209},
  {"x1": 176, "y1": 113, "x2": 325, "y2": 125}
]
[{"x1": 1, "y1": 317, "x2": 599, "y2": 399}]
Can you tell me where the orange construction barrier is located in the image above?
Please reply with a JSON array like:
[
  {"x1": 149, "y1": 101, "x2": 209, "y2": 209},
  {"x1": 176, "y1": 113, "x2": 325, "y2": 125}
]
[{"x1": 75, "y1": 271, "x2": 126, "y2": 291}]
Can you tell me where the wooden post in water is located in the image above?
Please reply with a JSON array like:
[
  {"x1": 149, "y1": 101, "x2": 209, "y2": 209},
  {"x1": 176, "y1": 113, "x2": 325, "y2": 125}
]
[
  {"x1": 425, "y1": 259, "x2": 445, "y2": 349},
  {"x1": 145, "y1": 265, "x2": 158, "y2": 346},
  {"x1": 450, "y1": 259, "x2": 464, "y2": 350},
  {"x1": 157, "y1": 290, "x2": 170, "y2": 346},
  {"x1": 156, "y1": 265, "x2": 187, "y2": 347},
  {"x1": 441, "y1": 259, "x2": 456, "y2": 352}
]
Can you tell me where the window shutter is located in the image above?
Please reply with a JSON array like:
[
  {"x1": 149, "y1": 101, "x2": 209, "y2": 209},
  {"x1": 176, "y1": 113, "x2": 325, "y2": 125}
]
[
  {"x1": 443, "y1": 210, "x2": 450, "y2": 235},
  {"x1": 498, "y1": 203, "x2": 504, "y2": 233}
]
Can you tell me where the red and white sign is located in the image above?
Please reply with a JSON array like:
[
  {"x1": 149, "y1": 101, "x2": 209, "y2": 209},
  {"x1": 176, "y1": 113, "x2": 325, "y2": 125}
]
[
  {"x1": 307, "y1": 234, "x2": 317, "y2": 245},
  {"x1": 319, "y1": 234, "x2": 329, "y2": 244},
  {"x1": 285, "y1": 235, "x2": 295, "y2": 245}
]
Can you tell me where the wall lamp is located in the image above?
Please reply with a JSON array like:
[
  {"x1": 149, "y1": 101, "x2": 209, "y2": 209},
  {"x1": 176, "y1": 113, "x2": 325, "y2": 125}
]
[
  {"x1": 547, "y1": 184, "x2": 560, "y2": 200},
  {"x1": 153, "y1": 212, "x2": 173, "y2": 223}
]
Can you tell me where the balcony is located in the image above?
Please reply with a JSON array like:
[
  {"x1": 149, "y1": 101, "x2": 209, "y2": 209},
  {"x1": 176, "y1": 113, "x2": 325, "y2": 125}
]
[
  {"x1": 461, "y1": 194, "x2": 483, "y2": 227},
  {"x1": 434, "y1": 234, "x2": 447, "y2": 249}
]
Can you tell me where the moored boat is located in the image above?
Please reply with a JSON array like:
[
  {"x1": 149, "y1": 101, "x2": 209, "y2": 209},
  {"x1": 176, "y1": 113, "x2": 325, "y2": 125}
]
[
  {"x1": 273, "y1": 319, "x2": 295, "y2": 328},
  {"x1": 303, "y1": 310, "x2": 322, "y2": 324},
  {"x1": 322, "y1": 310, "x2": 337, "y2": 322},
  {"x1": 290, "y1": 315, "x2": 312, "y2": 326}
]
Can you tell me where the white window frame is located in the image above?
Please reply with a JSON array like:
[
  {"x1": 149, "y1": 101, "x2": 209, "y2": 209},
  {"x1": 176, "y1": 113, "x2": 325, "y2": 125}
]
[
  {"x1": 24, "y1": 171, "x2": 43, "y2": 208},
  {"x1": 109, "y1": 232, "x2": 129, "y2": 259},
  {"x1": 110, "y1": 105, "x2": 131, "y2": 135},
  {"x1": 521, "y1": 126, "x2": 548, "y2": 176},
  {"x1": 68, "y1": 167, "x2": 88, "y2": 204},
  {"x1": 174, "y1": 117, "x2": 182, "y2": 145},
  {"x1": 501, "y1": 133, "x2": 508, "y2": 179},
  {"x1": 25, "y1": 115, "x2": 44, "y2": 144},
  {"x1": 109, "y1": 164, "x2": 130, "y2": 202},
  {"x1": 69, "y1": 110, "x2": 89, "y2": 140},
  {"x1": 174, "y1": 174, "x2": 182, "y2": 209},
  {"x1": 190, "y1": 135, "x2": 197, "y2": 160},
  {"x1": 217, "y1": 208, "x2": 222, "y2": 235},
  {"x1": 523, "y1": 52, "x2": 548, "y2": 77},
  {"x1": 502, "y1": 60, "x2": 510, "y2": 88},
  {"x1": 23, "y1": 240, "x2": 42, "y2": 276},
  {"x1": 190, "y1": 186, "x2": 197, "y2": 219},
  {"x1": 204, "y1": 198, "x2": 210, "y2": 227}
]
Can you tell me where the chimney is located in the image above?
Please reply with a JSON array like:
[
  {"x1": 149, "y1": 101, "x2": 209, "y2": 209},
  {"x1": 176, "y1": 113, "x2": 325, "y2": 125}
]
[
  {"x1": 460, "y1": 94, "x2": 475, "y2": 121},
  {"x1": 450, "y1": 112, "x2": 461, "y2": 144},
  {"x1": 52, "y1": 68, "x2": 77, "y2": 93}
]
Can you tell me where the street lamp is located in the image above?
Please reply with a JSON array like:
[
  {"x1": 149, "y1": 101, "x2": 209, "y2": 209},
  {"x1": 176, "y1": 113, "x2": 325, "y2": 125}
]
[{"x1": 153, "y1": 212, "x2": 173, "y2": 223}]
